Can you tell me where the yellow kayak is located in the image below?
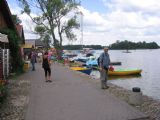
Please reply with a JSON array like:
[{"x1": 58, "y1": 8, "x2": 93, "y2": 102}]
[
  {"x1": 108, "y1": 69, "x2": 142, "y2": 76},
  {"x1": 70, "y1": 67, "x2": 87, "y2": 71},
  {"x1": 70, "y1": 67, "x2": 92, "y2": 75}
]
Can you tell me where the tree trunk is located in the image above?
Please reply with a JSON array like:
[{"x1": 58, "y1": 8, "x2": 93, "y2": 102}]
[{"x1": 57, "y1": 20, "x2": 63, "y2": 60}]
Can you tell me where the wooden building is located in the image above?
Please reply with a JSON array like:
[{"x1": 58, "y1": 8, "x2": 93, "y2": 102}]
[
  {"x1": 0, "y1": 0, "x2": 25, "y2": 78},
  {"x1": 0, "y1": 0, "x2": 25, "y2": 46}
]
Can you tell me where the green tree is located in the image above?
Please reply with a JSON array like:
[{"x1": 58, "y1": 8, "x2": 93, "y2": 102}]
[
  {"x1": 109, "y1": 40, "x2": 160, "y2": 49},
  {"x1": 34, "y1": 25, "x2": 51, "y2": 48},
  {"x1": 18, "y1": 0, "x2": 80, "y2": 58},
  {"x1": 12, "y1": 14, "x2": 22, "y2": 25}
]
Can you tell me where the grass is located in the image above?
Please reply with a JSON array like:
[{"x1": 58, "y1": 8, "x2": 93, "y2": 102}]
[
  {"x1": 0, "y1": 67, "x2": 24, "y2": 104},
  {"x1": 69, "y1": 62, "x2": 80, "y2": 67},
  {"x1": 58, "y1": 59, "x2": 65, "y2": 64},
  {"x1": 0, "y1": 83, "x2": 8, "y2": 104},
  {"x1": 9, "y1": 67, "x2": 25, "y2": 80}
]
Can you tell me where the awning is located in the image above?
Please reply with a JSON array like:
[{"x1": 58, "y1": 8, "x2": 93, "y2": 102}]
[
  {"x1": 0, "y1": 33, "x2": 9, "y2": 43},
  {"x1": 21, "y1": 44, "x2": 33, "y2": 48}
]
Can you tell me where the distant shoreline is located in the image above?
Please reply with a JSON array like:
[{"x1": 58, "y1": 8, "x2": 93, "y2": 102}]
[
  {"x1": 63, "y1": 40, "x2": 160, "y2": 50},
  {"x1": 62, "y1": 48, "x2": 160, "y2": 50}
]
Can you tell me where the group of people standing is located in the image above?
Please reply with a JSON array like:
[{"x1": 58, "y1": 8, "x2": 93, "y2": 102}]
[
  {"x1": 28, "y1": 47, "x2": 111, "y2": 88},
  {"x1": 27, "y1": 50, "x2": 52, "y2": 82}
]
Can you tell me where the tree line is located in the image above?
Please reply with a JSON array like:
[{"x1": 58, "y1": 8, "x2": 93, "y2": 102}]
[
  {"x1": 63, "y1": 40, "x2": 160, "y2": 50},
  {"x1": 62, "y1": 45, "x2": 103, "y2": 50},
  {"x1": 109, "y1": 40, "x2": 160, "y2": 50}
]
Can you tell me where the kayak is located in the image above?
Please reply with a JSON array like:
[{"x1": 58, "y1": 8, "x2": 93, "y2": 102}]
[
  {"x1": 108, "y1": 74, "x2": 141, "y2": 80},
  {"x1": 70, "y1": 67, "x2": 92, "y2": 75},
  {"x1": 86, "y1": 59, "x2": 98, "y2": 67},
  {"x1": 108, "y1": 69, "x2": 142, "y2": 76}
]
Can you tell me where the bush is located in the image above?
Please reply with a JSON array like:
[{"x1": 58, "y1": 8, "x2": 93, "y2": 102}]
[
  {"x1": 0, "y1": 28, "x2": 23, "y2": 73},
  {"x1": 0, "y1": 84, "x2": 8, "y2": 103}
]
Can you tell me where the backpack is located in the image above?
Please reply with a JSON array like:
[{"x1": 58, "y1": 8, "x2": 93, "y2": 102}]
[
  {"x1": 97, "y1": 53, "x2": 104, "y2": 66},
  {"x1": 97, "y1": 57, "x2": 100, "y2": 66}
]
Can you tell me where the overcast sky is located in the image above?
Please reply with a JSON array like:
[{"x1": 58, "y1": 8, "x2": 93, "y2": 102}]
[{"x1": 7, "y1": 0, "x2": 160, "y2": 46}]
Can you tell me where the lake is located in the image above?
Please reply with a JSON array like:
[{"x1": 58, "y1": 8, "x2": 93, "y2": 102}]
[{"x1": 90, "y1": 49, "x2": 160, "y2": 101}]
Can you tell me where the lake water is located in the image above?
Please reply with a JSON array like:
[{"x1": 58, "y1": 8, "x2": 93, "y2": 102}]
[{"x1": 90, "y1": 49, "x2": 160, "y2": 101}]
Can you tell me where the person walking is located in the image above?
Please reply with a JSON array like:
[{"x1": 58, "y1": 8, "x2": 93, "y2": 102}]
[
  {"x1": 42, "y1": 51, "x2": 52, "y2": 82},
  {"x1": 31, "y1": 51, "x2": 37, "y2": 71},
  {"x1": 99, "y1": 47, "x2": 110, "y2": 89}
]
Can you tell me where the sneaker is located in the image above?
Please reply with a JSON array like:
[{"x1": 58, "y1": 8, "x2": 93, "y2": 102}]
[
  {"x1": 101, "y1": 86, "x2": 109, "y2": 89},
  {"x1": 48, "y1": 80, "x2": 52, "y2": 82},
  {"x1": 105, "y1": 86, "x2": 109, "y2": 89},
  {"x1": 101, "y1": 87, "x2": 106, "y2": 89}
]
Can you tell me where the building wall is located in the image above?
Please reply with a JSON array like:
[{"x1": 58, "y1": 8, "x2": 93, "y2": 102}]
[
  {"x1": 25, "y1": 40, "x2": 36, "y2": 47},
  {"x1": 0, "y1": 11, "x2": 7, "y2": 28},
  {"x1": 0, "y1": 48, "x2": 3, "y2": 80}
]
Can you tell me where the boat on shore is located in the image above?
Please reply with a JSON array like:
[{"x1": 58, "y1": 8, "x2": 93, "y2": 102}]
[
  {"x1": 86, "y1": 61, "x2": 122, "y2": 67},
  {"x1": 108, "y1": 69, "x2": 142, "y2": 76},
  {"x1": 70, "y1": 67, "x2": 92, "y2": 75},
  {"x1": 108, "y1": 74, "x2": 141, "y2": 80},
  {"x1": 110, "y1": 62, "x2": 121, "y2": 65}
]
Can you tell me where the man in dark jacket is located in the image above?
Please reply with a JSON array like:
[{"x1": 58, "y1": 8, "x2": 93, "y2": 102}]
[{"x1": 99, "y1": 47, "x2": 110, "y2": 89}]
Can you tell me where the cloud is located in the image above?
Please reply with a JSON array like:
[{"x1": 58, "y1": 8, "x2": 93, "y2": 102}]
[
  {"x1": 7, "y1": 0, "x2": 160, "y2": 45},
  {"x1": 74, "y1": 0, "x2": 160, "y2": 45},
  {"x1": 8, "y1": 1, "x2": 39, "y2": 39}
]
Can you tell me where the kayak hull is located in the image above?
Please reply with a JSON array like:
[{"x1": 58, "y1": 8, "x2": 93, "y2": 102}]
[
  {"x1": 108, "y1": 69, "x2": 142, "y2": 76},
  {"x1": 70, "y1": 67, "x2": 92, "y2": 75}
]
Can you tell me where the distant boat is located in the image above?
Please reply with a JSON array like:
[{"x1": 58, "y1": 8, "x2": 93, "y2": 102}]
[
  {"x1": 86, "y1": 53, "x2": 94, "y2": 57},
  {"x1": 72, "y1": 53, "x2": 92, "y2": 63},
  {"x1": 63, "y1": 50, "x2": 77, "y2": 58},
  {"x1": 122, "y1": 49, "x2": 131, "y2": 53},
  {"x1": 80, "y1": 48, "x2": 93, "y2": 54}
]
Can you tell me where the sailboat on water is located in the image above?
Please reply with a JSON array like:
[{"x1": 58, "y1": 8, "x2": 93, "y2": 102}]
[{"x1": 122, "y1": 49, "x2": 131, "y2": 53}]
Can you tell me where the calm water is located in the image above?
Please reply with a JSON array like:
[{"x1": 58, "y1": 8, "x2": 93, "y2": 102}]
[{"x1": 90, "y1": 49, "x2": 160, "y2": 101}]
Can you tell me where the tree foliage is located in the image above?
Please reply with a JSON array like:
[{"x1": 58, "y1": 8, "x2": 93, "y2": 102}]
[
  {"x1": 34, "y1": 25, "x2": 51, "y2": 48},
  {"x1": 11, "y1": 14, "x2": 22, "y2": 25},
  {"x1": 109, "y1": 40, "x2": 160, "y2": 49},
  {"x1": 18, "y1": 0, "x2": 80, "y2": 54},
  {"x1": 62, "y1": 40, "x2": 160, "y2": 50},
  {"x1": 63, "y1": 45, "x2": 103, "y2": 50}
]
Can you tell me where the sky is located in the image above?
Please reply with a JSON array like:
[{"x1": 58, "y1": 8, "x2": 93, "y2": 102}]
[{"x1": 7, "y1": 0, "x2": 160, "y2": 46}]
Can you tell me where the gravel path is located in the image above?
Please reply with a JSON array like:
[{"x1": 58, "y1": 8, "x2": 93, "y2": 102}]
[
  {"x1": 0, "y1": 73, "x2": 30, "y2": 120},
  {"x1": 25, "y1": 63, "x2": 148, "y2": 120},
  {"x1": 0, "y1": 63, "x2": 159, "y2": 120}
]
